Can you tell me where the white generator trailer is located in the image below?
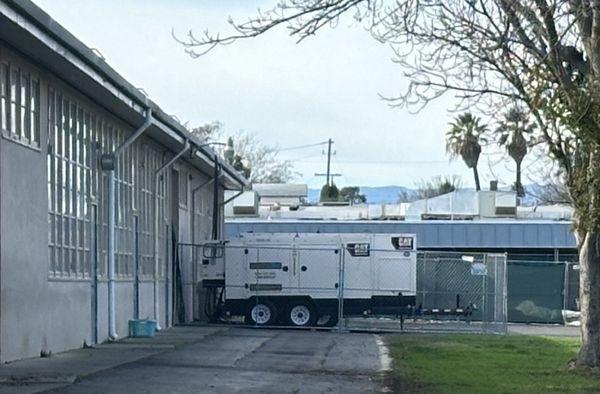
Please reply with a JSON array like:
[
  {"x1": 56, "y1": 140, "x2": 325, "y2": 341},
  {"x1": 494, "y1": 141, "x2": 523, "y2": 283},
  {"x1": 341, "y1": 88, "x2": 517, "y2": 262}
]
[{"x1": 199, "y1": 232, "x2": 417, "y2": 327}]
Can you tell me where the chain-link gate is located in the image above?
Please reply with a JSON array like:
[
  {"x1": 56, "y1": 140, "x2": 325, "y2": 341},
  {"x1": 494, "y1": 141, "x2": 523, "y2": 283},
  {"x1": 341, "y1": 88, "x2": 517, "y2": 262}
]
[
  {"x1": 339, "y1": 251, "x2": 507, "y2": 333},
  {"x1": 178, "y1": 238, "x2": 508, "y2": 334}
]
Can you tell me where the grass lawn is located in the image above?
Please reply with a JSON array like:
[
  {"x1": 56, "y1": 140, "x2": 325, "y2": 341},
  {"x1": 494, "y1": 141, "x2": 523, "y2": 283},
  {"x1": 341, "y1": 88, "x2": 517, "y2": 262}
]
[{"x1": 387, "y1": 334, "x2": 600, "y2": 393}]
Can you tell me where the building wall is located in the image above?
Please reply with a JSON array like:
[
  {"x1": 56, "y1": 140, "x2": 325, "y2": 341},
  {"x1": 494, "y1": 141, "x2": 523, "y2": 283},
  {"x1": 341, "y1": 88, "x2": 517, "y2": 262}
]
[
  {"x1": 0, "y1": 42, "x2": 223, "y2": 362},
  {"x1": 225, "y1": 220, "x2": 577, "y2": 250}
]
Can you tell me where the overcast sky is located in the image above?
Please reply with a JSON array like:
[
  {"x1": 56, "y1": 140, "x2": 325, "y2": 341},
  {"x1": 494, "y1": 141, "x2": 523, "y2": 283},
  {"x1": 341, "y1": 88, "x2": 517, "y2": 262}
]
[{"x1": 32, "y1": 0, "x2": 540, "y2": 189}]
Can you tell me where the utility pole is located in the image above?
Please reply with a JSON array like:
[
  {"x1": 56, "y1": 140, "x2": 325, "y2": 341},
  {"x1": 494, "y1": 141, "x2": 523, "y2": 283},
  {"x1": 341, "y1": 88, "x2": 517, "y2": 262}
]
[
  {"x1": 326, "y1": 138, "x2": 333, "y2": 186},
  {"x1": 315, "y1": 138, "x2": 341, "y2": 186}
]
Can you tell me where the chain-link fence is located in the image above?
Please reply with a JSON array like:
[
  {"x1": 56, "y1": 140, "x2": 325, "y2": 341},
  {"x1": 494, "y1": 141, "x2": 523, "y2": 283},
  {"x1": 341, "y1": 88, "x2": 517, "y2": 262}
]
[
  {"x1": 177, "y1": 240, "x2": 508, "y2": 334},
  {"x1": 343, "y1": 251, "x2": 507, "y2": 333}
]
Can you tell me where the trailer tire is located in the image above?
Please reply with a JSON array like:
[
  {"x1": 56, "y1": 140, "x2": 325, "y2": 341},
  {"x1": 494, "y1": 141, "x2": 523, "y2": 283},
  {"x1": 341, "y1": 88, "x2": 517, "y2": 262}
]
[
  {"x1": 287, "y1": 302, "x2": 317, "y2": 327},
  {"x1": 246, "y1": 300, "x2": 277, "y2": 326}
]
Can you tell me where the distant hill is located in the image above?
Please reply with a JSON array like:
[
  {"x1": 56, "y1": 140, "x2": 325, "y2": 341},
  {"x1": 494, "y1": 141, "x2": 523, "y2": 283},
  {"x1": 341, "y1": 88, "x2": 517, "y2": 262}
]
[
  {"x1": 307, "y1": 186, "x2": 413, "y2": 204},
  {"x1": 306, "y1": 184, "x2": 556, "y2": 206}
]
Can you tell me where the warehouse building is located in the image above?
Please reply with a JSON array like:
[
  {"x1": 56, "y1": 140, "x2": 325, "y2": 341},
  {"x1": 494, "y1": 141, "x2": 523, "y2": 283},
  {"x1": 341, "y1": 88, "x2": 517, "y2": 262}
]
[
  {"x1": 226, "y1": 219, "x2": 576, "y2": 257},
  {"x1": 0, "y1": 0, "x2": 246, "y2": 362}
]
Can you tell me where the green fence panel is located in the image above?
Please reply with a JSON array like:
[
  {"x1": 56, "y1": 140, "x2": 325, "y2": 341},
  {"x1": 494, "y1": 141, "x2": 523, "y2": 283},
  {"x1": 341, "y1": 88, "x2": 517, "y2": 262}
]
[{"x1": 507, "y1": 261, "x2": 565, "y2": 323}]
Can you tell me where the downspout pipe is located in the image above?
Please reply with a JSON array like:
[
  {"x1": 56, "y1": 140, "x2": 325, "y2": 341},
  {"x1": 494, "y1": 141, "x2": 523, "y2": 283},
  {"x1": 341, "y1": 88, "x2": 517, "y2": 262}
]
[
  {"x1": 153, "y1": 140, "x2": 190, "y2": 330},
  {"x1": 212, "y1": 156, "x2": 221, "y2": 240},
  {"x1": 101, "y1": 108, "x2": 153, "y2": 341}
]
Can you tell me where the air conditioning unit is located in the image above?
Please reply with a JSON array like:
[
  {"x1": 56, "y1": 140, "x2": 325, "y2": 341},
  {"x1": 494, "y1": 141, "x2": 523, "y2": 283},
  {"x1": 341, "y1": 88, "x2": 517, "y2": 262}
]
[
  {"x1": 224, "y1": 191, "x2": 259, "y2": 217},
  {"x1": 479, "y1": 191, "x2": 517, "y2": 218}
]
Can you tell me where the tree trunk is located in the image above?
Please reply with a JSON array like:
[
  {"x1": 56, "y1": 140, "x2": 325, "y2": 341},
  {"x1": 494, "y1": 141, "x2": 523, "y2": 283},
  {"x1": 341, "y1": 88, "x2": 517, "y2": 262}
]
[
  {"x1": 578, "y1": 229, "x2": 600, "y2": 367},
  {"x1": 473, "y1": 166, "x2": 481, "y2": 191},
  {"x1": 515, "y1": 161, "x2": 524, "y2": 197}
]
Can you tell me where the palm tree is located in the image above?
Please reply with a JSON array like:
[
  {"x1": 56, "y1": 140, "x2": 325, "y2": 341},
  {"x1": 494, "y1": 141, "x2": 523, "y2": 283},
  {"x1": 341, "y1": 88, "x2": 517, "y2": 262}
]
[
  {"x1": 446, "y1": 113, "x2": 487, "y2": 191},
  {"x1": 496, "y1": 107, "x2": 536, "y2": 197}
]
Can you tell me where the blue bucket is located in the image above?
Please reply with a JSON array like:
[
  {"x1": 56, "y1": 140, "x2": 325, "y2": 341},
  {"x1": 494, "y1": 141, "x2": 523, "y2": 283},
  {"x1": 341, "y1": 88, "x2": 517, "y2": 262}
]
[{"x1": 128, "y1": 319, "x2": 157, "y2": 338}]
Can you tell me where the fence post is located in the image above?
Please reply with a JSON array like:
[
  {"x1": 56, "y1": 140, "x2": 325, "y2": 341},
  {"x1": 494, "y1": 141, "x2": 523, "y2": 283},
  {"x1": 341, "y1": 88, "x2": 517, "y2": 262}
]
[
  {"x1": 493, "y1": 255, "x2": 498, "y2": 331},
  {"x1": 422, "y1": 252, "x2": 427, "y2": 313},
  {"x1": 563, "y1": 261, "x2": 569, "y2": 326},
  {"x1": 481, "y1": 254, "x2": 487, "y2": 333},
  {"x1": 255, "y1": 247, "x2": 259, "y2": 327},
  {"x1": 337, "y1": 245, "x2": 345, "y2": 333},
  {"x1": 503, "y1": 253, "x2": 508, "y2": 334}
]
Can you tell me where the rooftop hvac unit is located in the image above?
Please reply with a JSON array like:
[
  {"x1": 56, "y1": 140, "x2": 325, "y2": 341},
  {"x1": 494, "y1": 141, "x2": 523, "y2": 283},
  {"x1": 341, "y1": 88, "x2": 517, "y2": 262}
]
[
  {"x1": 479, "y1": 191, "x2": 517, "y2": 218},
  {"x1": 225, "y1": 191, "x2": 259, "y2": 217}
]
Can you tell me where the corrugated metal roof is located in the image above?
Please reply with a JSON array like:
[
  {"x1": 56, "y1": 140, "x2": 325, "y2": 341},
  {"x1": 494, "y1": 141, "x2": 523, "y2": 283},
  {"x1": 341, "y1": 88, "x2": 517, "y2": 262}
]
[{"x1": 225, "y1": 220, "x2": 576, "y2": 249}]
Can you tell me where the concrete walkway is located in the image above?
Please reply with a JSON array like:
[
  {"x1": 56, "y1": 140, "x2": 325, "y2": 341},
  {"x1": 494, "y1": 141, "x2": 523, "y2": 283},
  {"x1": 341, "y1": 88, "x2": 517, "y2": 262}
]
[
  {"x1": 507, "y1": 323, "x2": 580, "y2": 337},
  {"x1": 0, "y1": 326, "x2": 225, "y2": 393},
  {"x1": 0, "y1": 326, "x2": 387, "y2": 393}
]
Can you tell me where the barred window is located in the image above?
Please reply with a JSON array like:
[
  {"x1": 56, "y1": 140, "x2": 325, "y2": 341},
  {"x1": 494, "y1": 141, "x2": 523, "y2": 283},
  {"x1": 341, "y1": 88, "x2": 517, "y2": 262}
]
[
  {"x1": 47, "y1": 88, "x2": 92, "y2": 278},
  {"x1": 0, "y1": 60, "x2": 40, "y2": 148},
  {"x1": 47, "y1": 85, "x2": 169, "y2": 279},
  {"x1": 138, "y1": 146, "x2": 167, "y2": 277}
]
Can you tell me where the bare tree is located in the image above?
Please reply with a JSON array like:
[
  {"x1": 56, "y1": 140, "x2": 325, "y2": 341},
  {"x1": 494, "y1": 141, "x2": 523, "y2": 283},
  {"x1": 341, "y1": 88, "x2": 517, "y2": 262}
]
[
  {"x1": 190, "y1": 123, "x2": 296, "y2": 184},
  {"x1": 190, "y1": 121, "x2": 222, "y2": 142},
  {"x1": 177, "y1": 1, "x2": 600, "y2": 367},
  {"x1": 230, "y1": 132, "x2": 297, "y2": 183},
  {"x1": 397, "y1": 188, "x2": 417, "y2": 203},
  {"x1": 527, "y1": 166, "x2": 572, "y2": 205},
  {"x1": 416, "y1": 175, "x2": 463, "y2": 199},
  {"x1": 532, "y1": 180, "x2": 572, "y2": 205}
]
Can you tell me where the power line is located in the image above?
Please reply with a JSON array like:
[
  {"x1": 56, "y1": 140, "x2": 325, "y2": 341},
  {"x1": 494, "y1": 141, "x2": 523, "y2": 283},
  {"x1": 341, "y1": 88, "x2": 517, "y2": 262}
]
[
  {"x1": 285, "y1": 153, "x2": 323, "y2": 161},
  {"x1": 279, "y1": 141, "x2": 329, "y2": 152},
  {"x1": 296, "y1": 159, "x2": 448, "y2": 164}
]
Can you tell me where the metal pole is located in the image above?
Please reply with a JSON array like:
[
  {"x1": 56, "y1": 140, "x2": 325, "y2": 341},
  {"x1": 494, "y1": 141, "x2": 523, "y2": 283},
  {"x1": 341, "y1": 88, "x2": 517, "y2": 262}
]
[
  {"x1": 153, "y1": 141, "x2": 190, "y2": 330},
  {"x1": 212, "y1": 157, "x2": 220, "y2": 240},
  {"x1": 107, "y1": 170, "x2": 117, "y2": 339},
  {"x1": 494, "y1": 256, "x2": 498, "y2": 328},
  {"x1": 503, "y1": 253, "x2": 508, "y2": 334},
  {"x1": 481, "y1": 255, "x2": 487, "y2": 333},
  {"x1": 422, "y1": 253, "x2": 427, "y2": 312},
  {"x1": 337, "y1": 246, "x2": 345, "y2": 333},
  {"x1": 91, "y1": 204, "x2": 98, "y2": 345},
  {"x1": 563, "y1": 261, "x2": 569, "y2": 326},
  {"x1": 134, "y1": 215, "x2": 140, "y2": 320},
  {"x1": 102, "y1": 108, "x2": 153, "y2": 341},
  {"x1": 326, "y1": 138, "x2": 332, "y2": 187}
]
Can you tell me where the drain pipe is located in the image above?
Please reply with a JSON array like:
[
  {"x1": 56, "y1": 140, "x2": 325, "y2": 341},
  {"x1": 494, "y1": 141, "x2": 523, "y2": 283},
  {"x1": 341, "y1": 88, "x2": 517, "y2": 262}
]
[
  {"x1": 101, "y1": 109, "x2": 153, "y2": 340},
  {"x1": 153, "y1": 140, "x2": 190, "y2": 330},
  {"x1": 212, "y1": 157, "x2": 221, "y2": 240}
]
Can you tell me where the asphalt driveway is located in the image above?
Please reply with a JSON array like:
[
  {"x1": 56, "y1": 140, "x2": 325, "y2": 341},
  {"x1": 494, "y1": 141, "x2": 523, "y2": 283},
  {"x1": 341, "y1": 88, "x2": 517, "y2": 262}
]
[{"x1": 43, "y1": 327, "x2": 388, "y2": 393}]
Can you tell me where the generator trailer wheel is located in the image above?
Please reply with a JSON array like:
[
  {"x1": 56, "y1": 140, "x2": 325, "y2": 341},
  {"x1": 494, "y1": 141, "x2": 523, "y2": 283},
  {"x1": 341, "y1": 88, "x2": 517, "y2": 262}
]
[
  {"x1": 287, "y1": 302, "x2": 316, "y2": 327},
  {"x1": 246, "y1": 301, "x2": 277, "y2": 326}
]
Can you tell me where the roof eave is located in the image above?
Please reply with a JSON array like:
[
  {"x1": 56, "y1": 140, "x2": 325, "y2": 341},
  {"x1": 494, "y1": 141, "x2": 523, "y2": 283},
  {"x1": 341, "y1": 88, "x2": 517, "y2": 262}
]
[{"x1": 1, "y1": 0, "x2": 247, "y2": 190}]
